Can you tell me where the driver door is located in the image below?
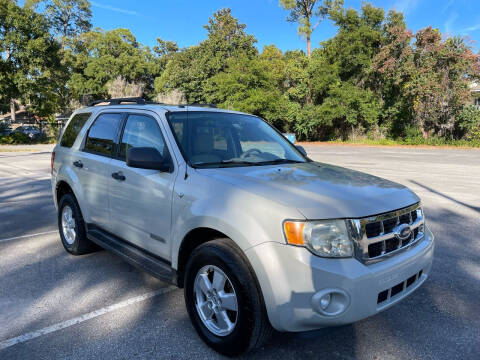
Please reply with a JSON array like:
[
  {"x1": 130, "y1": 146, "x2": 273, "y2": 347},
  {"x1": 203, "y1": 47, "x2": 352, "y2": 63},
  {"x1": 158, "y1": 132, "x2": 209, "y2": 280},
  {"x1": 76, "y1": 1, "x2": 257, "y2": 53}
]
[{"x1": 108, "y1": 112, "x2": 177, "y2": 260}]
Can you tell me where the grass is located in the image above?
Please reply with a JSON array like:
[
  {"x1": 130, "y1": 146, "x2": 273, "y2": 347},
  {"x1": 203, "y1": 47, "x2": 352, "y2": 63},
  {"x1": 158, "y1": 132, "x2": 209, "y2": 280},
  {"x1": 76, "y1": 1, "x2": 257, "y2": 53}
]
[
  {"x1": 0, "y1": 147, "x2": 40, "y2": 152},
  {"x1": 316, "y1": 137, "x2": 480, "y2": 148}
]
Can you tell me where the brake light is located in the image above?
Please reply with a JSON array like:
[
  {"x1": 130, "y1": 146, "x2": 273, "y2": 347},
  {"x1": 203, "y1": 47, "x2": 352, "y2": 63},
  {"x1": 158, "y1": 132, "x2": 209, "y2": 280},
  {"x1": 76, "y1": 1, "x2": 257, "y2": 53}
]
[{"x1": 51, "y1": 151, "x2": 55, "y2": 174}]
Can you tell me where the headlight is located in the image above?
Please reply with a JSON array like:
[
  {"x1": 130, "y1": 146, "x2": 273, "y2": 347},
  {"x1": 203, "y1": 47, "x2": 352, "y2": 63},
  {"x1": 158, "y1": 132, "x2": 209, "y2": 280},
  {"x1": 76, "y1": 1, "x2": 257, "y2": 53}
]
[{"x1": 283, "y1": 220, "x2": 354, "y2": 258}]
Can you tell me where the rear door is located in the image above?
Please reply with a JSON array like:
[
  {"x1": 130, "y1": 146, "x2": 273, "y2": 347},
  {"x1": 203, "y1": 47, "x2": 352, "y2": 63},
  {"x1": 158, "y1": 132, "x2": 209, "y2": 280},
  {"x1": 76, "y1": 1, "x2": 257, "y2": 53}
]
[
  {"x1": 108, "y1": 112, "x2": 177, "y2": 260},
  {"x1": 73, "y1": 112, "x2": 124, "y2": 230}
]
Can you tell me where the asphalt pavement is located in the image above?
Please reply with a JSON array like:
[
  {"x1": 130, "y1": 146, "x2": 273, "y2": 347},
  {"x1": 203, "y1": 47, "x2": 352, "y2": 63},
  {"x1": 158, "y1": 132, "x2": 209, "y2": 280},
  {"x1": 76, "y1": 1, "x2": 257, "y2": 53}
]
[{"x1": 0, "y1": 144, "x2": 479, "y2": 359}]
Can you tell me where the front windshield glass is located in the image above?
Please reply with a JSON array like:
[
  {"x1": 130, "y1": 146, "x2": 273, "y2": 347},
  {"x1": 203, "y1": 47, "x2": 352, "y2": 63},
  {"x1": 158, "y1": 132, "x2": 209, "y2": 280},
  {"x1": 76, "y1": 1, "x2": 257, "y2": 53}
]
[{"x1": 167, "y1": 111, "x2": 306, "y2": 167}]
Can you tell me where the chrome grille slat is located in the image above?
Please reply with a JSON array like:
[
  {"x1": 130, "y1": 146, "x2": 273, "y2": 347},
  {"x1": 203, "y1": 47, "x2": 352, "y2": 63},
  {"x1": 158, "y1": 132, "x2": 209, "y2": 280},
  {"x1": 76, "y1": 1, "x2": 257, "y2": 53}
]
[
  {"x1": 361, "y1": 218, "x2": 424, "y2": 245},
  {"x1": 348, "y1": 203, "x2": 424, "y2": 264}
]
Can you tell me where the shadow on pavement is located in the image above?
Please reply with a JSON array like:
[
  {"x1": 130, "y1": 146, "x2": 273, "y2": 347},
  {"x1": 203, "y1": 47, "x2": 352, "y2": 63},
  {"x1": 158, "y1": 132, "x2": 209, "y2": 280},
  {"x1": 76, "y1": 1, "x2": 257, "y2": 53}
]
[{"x1": 410, "y1": 180, "x2": 480, "y2": 214}]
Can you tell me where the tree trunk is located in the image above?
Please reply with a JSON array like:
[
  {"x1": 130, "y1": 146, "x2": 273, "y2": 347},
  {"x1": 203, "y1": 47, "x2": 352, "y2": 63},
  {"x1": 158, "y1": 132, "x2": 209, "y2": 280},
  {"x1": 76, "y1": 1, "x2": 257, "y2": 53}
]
[
  {"x1": 10, "y1": 99, "x2": 16, "y2": 123},
  {"x1": 307, "y1": 36, "x2": 311, "y2": 57}
]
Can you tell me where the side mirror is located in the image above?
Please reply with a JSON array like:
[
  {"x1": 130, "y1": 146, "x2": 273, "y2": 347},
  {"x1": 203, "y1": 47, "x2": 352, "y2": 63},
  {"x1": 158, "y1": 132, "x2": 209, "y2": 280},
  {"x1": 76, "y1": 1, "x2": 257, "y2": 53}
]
[
  {"x1": 127, "y1": 147, "x2": 171, "y2": 172},
  {"x1": 296, "y1": 145, "x2": 307, "y2": 157}
]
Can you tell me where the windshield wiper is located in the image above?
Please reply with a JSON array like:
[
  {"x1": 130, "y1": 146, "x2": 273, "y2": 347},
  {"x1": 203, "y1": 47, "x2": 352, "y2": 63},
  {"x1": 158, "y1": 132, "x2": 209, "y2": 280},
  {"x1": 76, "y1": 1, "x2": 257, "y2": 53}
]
[
  {"x1": 194, "y1": 159, "x2": 259, "y2": 167},
  {"x1": 194, "y1": 158, "x2": 303, "y2": 168},
  {"x1": 256, "y1": 159, "x2": 303, "y2": 165}
]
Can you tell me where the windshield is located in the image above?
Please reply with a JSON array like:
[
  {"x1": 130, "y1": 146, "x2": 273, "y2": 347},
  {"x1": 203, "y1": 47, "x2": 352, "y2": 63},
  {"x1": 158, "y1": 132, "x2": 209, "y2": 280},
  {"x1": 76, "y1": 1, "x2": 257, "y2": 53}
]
[{"x1": 167, "y1": 111, "x2": 306, "y2": 168}]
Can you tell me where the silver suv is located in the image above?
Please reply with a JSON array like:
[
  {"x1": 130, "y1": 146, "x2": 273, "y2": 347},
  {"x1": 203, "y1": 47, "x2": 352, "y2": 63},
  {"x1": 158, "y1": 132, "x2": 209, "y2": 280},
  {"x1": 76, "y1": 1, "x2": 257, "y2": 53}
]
[{"x1": 51, "y1": 98, "x2": 434, "y2": 356}]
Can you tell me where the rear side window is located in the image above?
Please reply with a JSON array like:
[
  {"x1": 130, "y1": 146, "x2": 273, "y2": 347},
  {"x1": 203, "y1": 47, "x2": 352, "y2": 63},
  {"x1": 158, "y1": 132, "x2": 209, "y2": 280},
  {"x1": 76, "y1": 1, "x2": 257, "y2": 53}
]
[
  {"x1": 60, "y1": 113, "x2": 91, "y2": 148},
  {"x1": 84, "y1": 113, "x2": 123, "y2": 156}
]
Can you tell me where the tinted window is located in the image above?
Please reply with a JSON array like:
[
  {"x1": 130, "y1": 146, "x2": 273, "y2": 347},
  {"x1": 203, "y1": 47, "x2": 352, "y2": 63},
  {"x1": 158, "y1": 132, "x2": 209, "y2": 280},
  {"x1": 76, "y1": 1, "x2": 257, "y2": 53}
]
[
  {"x1": 119, "y1": 114, "x2": 167, "y2": 160},
  {"x1": 84, "y1": 113, "x2": 123, "y2": 156},
  {"x1": 60, "y1": 113, "x2": 91, "y2": 148}
]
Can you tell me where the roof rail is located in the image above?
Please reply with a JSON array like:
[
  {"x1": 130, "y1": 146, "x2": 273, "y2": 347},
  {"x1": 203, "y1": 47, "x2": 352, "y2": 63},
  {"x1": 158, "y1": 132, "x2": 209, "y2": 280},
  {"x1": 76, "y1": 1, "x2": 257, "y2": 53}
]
[
  {"x1": 88, "y1": 97, "x2": 160, "y2": 106},
  {"x1": 177, "y1": 103, "x2": 217, "y2": 109}
]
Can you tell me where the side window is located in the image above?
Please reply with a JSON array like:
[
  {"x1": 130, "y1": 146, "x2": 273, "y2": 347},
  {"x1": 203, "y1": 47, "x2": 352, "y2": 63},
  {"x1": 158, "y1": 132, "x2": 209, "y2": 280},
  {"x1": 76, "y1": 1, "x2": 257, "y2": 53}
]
[
  {"x1": 84, "y1": 113, "x2": 123, "y2": 156},
  {"x1": 60, "y1": 113, "x2": 91, "y2": 148},
  {"x1": 119, "y1": 114, "x2": 167, "y2": 160}
]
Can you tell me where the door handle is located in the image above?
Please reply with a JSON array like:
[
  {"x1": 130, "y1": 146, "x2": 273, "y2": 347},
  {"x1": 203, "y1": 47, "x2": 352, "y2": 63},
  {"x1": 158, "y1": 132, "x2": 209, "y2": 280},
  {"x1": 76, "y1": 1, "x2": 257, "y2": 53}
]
[
  {"x1": 111, "y1": 171, "x2": 126, "y2": 181},
  {"x1": 73, "y1": 160, "x2": 83, "y2": 168}
]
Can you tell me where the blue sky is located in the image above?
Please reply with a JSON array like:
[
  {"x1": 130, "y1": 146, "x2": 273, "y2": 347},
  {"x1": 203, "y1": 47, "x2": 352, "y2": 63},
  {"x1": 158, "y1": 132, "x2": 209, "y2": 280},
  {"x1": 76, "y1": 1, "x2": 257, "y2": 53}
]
[{"x1": 89, "y1": 0, "x2": 480, "y2": 52}]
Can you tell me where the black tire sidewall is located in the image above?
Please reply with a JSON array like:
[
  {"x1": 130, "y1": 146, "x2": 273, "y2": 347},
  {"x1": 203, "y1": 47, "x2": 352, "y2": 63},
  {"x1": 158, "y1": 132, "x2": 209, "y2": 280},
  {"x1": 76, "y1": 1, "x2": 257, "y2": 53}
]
[
  {"x1": 184, "y1": 242, "x2": 260, "y2": 356},
  {"x1": 58, "y1": 193, "x2": 86, "y2": 254}
]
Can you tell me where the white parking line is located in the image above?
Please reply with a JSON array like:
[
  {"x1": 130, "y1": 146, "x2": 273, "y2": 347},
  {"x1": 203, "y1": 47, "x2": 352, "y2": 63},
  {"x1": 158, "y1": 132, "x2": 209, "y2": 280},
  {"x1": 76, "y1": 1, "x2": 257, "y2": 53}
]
[
  {"x1": 0, "y1": 231, "x2": 58, "y2": 243},
  {"x1": 0, "y1": 286, "x2": 177, "y2": 350}
]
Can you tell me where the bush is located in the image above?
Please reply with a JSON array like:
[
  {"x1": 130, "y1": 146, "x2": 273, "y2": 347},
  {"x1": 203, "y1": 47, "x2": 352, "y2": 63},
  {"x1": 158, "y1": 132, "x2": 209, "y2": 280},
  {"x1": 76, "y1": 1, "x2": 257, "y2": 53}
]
[
  {"x1": 455, "y1": 105, "x2": 480, "y2": 139},
  {"x1": 465, "y1": 123, "x2": 480, "y2": 141},
  {"x1": 0, "y1": 132, "x2": 32, "y2": 144}
]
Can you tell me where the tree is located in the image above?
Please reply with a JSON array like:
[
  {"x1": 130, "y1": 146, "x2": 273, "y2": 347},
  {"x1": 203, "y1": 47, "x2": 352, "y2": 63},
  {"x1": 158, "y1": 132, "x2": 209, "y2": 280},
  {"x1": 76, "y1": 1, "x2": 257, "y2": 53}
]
[
  {"x1": 372, "y1": 10, "x2": 413, "y2": 135},
  {"x1": 279, "y1": 0, "x2": 343, "y2": 57},
  {"x1": 26, "y1": 0, "x2": 92, "y2": 41},
  {"x1": 66, "y1": 28, "x2": 160, "y2": 100},
  {"x1": 326, "y1": 3, "x2": 385, "y2": 83},
  {"x1": 291, "y1": 4, "x2": 384, "y2": 140},
  {"x1": 374, "y1": 21, "x2": 480, "y2": 138},
  {"x1": 205, "y1": 49, "x2": 290, "y2": 129},
  {"x1": 155, "y1": 8, "x2": 257, "y2": 102},
  {"x1": 152, "y1": 38, "x2": 178, "y2": 72},
  {"x1": 408, "y1": 29, "x2": 478, "y2": 137},
  {"x1": 0, "y1": 0, "x2": 63, "y2": 120}
]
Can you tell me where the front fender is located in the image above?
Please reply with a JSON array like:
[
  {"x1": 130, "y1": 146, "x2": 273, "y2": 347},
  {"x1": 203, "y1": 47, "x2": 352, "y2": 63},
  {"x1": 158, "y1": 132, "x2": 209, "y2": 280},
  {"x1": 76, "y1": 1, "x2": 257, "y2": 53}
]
[{"x1": 170, "y1": 170, "x2": 305, "y2": 269}]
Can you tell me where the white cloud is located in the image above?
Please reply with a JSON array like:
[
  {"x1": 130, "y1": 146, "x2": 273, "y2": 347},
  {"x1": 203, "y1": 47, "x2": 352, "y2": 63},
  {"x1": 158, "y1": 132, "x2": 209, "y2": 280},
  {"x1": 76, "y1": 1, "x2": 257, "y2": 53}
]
[
  {"x1": 90, "y1": 1, "x2": 140, "y2": 16},
  {"x1": 460, "y1": 24, "x2": 480, "y2": 33},
  {"x1": 442, "y1": 0, "x2": 455, "y2": 13},
  {"x1": 444, "y1": 12, "x2": 458, "y2": 35},
  {"x1": 393, "y1": 0, "x2": 419, "y2": 15}
]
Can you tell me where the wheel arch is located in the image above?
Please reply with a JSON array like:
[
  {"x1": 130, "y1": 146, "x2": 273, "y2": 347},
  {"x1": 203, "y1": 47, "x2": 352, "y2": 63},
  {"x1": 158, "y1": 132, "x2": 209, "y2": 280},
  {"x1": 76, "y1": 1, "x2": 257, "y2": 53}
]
[
  {"x1": 176, "y1": 227, "x2": 230, "y2": 288},
  {"x1": 55, "y1": 180, "x2": 75, "y2": 205}
]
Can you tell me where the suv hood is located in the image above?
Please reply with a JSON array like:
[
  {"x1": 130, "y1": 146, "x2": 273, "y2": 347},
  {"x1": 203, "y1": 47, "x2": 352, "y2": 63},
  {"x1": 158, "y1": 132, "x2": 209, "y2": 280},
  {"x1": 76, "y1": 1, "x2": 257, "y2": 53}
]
[{"x1": 202, "y1": 162, "x2": 419, "y2": 219}]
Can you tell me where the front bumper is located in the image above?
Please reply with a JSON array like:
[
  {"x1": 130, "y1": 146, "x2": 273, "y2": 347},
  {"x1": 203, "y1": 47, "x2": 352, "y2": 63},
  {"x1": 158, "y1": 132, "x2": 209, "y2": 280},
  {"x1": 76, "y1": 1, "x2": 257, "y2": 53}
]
[{"x1": 245, "y1": 225, "x2": 434, "y2": 332}]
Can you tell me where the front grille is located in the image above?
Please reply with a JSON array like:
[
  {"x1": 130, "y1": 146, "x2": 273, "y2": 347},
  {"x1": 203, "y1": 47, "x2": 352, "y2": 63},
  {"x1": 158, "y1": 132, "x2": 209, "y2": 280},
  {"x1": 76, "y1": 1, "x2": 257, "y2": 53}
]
[
  {"x1": 350, "y1": 203, "x2": 425, "y2": 264},
  {"x1": 377, "y1": 269, "x2": 423, "y2": 304},
  {"x1": 365, "y1": 209, "x2": 417, "y2": 239}
]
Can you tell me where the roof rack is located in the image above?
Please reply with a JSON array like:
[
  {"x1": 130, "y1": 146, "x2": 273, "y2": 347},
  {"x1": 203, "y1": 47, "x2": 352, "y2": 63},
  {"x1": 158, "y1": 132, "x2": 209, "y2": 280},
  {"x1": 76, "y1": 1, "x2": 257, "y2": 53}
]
[
  {"x1": 88, "y1": 97, "x2": 161, "y2": 106},
  {"x1": 87, "y1": 98, "x2": 217, "y2": 109},
  {"x1": 177, "y1": 103, "x2": 217, "y2": 108}
]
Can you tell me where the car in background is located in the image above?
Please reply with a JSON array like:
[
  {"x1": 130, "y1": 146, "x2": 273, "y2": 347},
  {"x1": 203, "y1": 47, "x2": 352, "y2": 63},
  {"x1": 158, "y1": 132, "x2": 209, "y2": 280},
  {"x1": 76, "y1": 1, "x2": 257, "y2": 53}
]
[
  {"x1": 12, "y1": 125, "x2": 44, "y2": 139},
  {"x1": 0, "y1": 123, "x2": 12, "y2": 136}
]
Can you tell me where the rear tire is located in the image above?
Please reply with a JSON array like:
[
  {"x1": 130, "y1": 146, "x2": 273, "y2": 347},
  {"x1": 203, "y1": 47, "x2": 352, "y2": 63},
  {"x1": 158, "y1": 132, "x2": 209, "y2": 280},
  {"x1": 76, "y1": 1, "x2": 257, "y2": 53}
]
[
  {"x1": 58, "y1": 193, "x2": 97, "y2": 255},
  {"x1": 184, "y1": 238, "x2": 272, "y2": 356}
]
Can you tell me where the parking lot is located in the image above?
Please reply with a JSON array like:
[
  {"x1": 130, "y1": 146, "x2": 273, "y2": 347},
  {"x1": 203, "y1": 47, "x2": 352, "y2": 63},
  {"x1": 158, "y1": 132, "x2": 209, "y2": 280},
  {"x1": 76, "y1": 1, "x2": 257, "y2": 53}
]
[{"x1": 1, "y1": 144, "x2": 479, "y2": 359}]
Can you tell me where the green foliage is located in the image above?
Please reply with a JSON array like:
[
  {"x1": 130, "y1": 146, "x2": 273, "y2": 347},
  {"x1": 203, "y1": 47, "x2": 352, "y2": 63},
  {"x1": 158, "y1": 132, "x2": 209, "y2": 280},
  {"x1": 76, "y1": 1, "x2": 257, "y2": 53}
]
[
  {"x1": 374, "y1": 22, "x2": 479, "y2": 138},
  {"x1": 0, "y1": 0, "x2": 64, "y2": 116},
  {"x1": 152, "y1": 38, "x2": 178, "y2": 72},
  {"x1": 292, "y1": 4, "x2": 384, "y2": 140},
  {"x1": 0, "y1": 132, "x2": 31, "y2": 144},
  {"x1": 66, "y1": 28, "x2": 161, "y2": 99},
  {"x1": 465, "y1": 124, "x2": 480, "y2": 141},
  {"x1": 327, "y1": 137, "x2": 480, "y2": 148},
  {"x1": 156, "y1": 8, "x2": 257, "y2": 102},
  {"x1": 2, "y1": 2, "x2": 480, "y2": 148},
  {"x1": 27, "y1": 0, "x2": 92, "y2": 39},
  {"x1": 456, "y1": 105, "x2": 480, "y2": 140}
]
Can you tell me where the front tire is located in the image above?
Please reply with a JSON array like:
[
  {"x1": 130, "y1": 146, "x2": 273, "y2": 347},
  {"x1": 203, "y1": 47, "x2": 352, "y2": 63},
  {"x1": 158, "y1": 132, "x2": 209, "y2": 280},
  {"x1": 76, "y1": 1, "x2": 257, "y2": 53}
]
[
  {"x1": 184, "y1": 239, "x2": 272, "y2": 356},
  {"x1": 58, "y1": 193, "x2": 97, "y2": 255}
]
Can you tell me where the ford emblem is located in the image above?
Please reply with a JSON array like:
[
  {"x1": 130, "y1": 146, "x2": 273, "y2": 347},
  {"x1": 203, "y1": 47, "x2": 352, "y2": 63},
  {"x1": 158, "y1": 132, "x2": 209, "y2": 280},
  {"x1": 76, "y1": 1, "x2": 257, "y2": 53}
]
[{"x1": 394, "y1": 223, "x2": 412, "y2": 241}]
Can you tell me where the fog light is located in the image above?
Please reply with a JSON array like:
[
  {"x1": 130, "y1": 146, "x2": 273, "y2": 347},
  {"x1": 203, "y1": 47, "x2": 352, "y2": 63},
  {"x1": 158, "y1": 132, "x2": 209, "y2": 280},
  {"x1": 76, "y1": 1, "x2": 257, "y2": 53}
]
[
  {"x1": 311, "y1": 289, "x2": 350, "y2": 316},
  {"x1": 320, "y1": 293, "x2": 331, "y2": 310}
]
